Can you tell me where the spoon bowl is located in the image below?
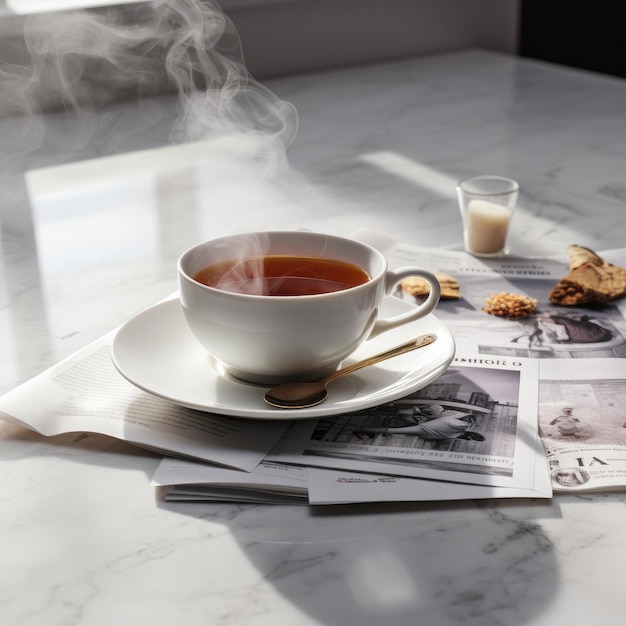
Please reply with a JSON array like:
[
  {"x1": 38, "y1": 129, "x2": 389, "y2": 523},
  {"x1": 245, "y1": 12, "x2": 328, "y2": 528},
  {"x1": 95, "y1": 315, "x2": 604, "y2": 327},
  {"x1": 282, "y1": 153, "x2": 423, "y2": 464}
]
[{"x1": 264, "y1": 333, "x2": 437, "y2": 409}]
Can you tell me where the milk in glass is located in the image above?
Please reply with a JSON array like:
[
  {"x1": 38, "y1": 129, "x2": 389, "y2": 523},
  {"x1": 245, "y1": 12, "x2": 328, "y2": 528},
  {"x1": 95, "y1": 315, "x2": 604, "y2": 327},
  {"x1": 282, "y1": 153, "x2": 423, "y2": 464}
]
[{"x1": 466, "y1": 199, "x2": 511, "y2": 254}]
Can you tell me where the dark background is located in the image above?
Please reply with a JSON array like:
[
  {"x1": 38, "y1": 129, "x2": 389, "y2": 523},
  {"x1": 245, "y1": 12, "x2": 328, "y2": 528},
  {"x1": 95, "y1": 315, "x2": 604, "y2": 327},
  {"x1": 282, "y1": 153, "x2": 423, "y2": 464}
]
[{"x1": 519, "y1": 1, "x2": 626, "y2": 78}]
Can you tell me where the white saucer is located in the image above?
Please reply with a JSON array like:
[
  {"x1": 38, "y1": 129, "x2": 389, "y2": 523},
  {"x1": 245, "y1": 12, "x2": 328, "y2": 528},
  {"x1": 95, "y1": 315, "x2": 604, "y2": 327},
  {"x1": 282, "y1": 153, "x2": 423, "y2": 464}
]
[{"x1": 111, "y1": 296, "x2": 456, "y2": 420}]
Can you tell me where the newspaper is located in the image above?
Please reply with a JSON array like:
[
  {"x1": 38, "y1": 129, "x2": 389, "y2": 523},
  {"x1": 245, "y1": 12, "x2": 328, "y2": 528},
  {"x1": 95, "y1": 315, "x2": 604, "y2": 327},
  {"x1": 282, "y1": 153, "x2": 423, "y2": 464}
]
[
  {"x1": 154, "y1": 234, "x2": 626, "y2": 500},
  {"x1": 152, "y1": 457, "x2": 309, "y2": 504},
  {"x1": 153, "y1": 453, "x2": 553, "y2": 505},
  {"x1": 3, "y1": 231, "x2": 626, "y2": 500},
  {"x1": 154, "y1": 354, "x2": 553, "y2": 504},
  {"x1": 538, "y1": 358, "x2": 626, "y2": 492},
  {"x1": 305, "y1": 453, "x2": 552, "y2": 505},
  {"x1": 152, "y1": 380, "x2": 552, "y2": 504},
  {"x1": 0, "y1": 325, "x2": 287, "y2": 472},
  {"x1": 357, "y1": 230, "x2": 626, "y2": 494},
  {"x1": 359, "y1": 232, "x2": 626, "y2": 362},
  {"x1": 266, "y1": 353, "x2": 544, "y2": 490}
]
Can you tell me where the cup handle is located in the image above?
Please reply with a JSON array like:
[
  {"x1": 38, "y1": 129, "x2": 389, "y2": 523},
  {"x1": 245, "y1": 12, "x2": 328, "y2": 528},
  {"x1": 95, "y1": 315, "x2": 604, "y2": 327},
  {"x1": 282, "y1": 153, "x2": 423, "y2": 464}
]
[{"x1": 368, "y1": 267, "x2": 441, "y2": 339}]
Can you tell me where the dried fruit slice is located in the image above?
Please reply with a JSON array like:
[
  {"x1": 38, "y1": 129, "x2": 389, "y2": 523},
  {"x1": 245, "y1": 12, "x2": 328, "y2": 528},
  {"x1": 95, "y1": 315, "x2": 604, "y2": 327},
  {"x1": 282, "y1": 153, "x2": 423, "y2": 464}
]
[{"x1": 549, "y1": 245, "x2": 626, "y2": 306}]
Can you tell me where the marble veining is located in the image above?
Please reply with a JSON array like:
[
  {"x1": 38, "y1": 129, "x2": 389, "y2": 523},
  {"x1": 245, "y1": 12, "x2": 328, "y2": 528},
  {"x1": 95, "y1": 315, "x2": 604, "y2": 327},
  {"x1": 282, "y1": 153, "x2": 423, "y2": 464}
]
[{"x1": 1, "y1": 49, "x2": 626, "y2": 625}]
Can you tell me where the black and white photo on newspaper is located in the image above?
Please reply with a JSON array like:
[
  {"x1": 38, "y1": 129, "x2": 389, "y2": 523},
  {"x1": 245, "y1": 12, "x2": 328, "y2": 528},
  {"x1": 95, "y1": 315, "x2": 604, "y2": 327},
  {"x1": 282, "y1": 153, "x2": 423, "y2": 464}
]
[
  {"x1": 538, "y1": 358, "x2": 626, "y2": 493},
  {"x1": 269, "y1": 354, "x2": 545, "y2": 491}
]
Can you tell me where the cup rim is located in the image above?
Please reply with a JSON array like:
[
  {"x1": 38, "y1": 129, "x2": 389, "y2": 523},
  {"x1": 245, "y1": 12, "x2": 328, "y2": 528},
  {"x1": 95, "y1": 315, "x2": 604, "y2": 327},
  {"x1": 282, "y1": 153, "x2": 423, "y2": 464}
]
[
  {"x1": 456, "y1": 175, "x2": 520, "y2": 197},
  {"x1": 177, "y1": 230, "x2": 388, "y2": 300}
]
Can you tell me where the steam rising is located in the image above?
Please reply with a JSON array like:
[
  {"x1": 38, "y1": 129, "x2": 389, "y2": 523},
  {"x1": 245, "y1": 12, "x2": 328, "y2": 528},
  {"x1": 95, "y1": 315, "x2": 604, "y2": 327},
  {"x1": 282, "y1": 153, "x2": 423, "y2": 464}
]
[
  {"x1": 188, "y1": 232, "x2": 271, "y2": 295},
  {"x1": 1, "y1": 0, "x2": 320, "y2": 289},
  {"x1": 1, "y1": 0, "x2": 302, "y2": 174}
]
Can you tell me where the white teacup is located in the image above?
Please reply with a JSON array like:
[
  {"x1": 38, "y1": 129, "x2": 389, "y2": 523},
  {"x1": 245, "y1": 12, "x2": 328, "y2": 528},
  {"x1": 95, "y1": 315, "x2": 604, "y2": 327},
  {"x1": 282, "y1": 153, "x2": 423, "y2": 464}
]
[{"x1": 178, "y1": 231, "x2": 440, "y2": 384}]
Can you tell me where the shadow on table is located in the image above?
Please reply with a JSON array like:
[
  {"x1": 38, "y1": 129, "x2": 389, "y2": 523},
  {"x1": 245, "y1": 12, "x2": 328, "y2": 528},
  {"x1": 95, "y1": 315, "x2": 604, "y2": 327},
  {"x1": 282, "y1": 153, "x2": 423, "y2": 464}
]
[
  {"x1": 1, "y1": 422, "x2": 559, "y2": 625},
  {"x1": 159, "y1": 496, "x2": 561, "y2": 626}
]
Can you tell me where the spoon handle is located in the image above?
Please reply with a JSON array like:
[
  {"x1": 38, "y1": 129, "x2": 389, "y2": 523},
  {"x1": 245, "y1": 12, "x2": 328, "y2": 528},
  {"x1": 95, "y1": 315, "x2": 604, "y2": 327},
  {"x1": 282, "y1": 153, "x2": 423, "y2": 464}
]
[{"x1": 322, "y1": 333, "x2": 437, "y2": 384}]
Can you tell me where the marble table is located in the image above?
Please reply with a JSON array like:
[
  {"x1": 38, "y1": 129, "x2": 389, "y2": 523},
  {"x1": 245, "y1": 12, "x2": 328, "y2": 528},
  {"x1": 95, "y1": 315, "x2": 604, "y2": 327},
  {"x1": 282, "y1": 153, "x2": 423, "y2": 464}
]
[{"x1": 1, "y1": 49, "x2": 625, "y2": 626}]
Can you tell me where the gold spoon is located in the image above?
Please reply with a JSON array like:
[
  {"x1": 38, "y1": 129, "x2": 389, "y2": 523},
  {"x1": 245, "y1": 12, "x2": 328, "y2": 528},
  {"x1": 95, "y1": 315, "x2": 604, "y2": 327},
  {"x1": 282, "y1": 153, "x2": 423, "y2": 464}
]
[{"x1": 264, "y1": 333, "x2": 437, "y2": 409}]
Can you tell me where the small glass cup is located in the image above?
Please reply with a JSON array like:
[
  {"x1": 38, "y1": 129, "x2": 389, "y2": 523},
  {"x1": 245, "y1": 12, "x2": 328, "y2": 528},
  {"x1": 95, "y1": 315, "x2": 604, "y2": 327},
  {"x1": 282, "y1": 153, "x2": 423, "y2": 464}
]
[{"x1": 456, "y1": 175, "x2": 519, "y2": 257}]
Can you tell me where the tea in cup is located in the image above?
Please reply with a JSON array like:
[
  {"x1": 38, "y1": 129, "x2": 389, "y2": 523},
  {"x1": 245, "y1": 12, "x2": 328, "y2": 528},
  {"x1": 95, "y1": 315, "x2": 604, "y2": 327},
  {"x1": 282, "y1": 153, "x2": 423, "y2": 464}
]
[{"x1": 178, "y1": 231, "x2": 441, "y2": 384}]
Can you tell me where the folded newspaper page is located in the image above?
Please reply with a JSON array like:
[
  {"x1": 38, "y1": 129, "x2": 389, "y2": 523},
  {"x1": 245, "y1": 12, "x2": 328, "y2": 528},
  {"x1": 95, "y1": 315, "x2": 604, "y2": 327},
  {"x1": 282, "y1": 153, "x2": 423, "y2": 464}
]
[
  {"x1": 358, "y1": 233, "x2": 626, "y2": 362},
  {"x1": 152, "y1": 457, "x2": 308, "y2": 504},
  {"x1": 266, "y1": 353, "x2": 547, "y2": 493},
  {"x1": 306, "y1": 456, "x2": 552, "y2": 504},
  {"x1": 152, "y1": 384, "x2": 552, "y2": 504},
  {"x1": 539, "y1": 358, "x2": 626, "y2": 492},
  {"x1": 151, "y1": 439, "x2": 552, "y2": 505},
  {"x1": 0, "y1": 326, "x2": 287, "y2": 471}
]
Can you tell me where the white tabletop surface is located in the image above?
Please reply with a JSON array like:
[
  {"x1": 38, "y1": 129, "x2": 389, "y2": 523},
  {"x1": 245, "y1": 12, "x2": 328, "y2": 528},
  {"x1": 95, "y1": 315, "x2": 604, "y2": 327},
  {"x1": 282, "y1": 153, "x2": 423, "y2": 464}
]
[{"x1": 2, "y1": 49, "x2": 626, "y2": 626}]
